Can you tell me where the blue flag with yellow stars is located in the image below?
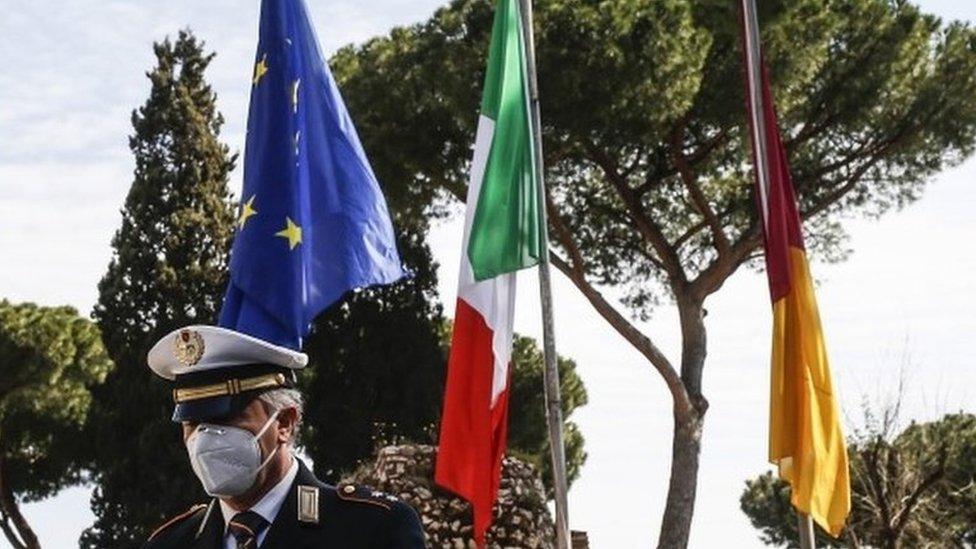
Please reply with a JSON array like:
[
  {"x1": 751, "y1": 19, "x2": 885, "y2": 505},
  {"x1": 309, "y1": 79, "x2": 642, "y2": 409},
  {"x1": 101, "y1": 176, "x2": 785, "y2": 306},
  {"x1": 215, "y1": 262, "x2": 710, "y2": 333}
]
[{"x1": 219, "y1": 0, "x2": 405, "y2": 349}]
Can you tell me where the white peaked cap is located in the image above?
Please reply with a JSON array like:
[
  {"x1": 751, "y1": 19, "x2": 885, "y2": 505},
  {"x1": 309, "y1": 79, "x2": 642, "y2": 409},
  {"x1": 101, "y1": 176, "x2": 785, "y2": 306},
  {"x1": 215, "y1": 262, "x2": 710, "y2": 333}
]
[{"x1": 147, "y1": 325, "x2": 308, "y2": 381}]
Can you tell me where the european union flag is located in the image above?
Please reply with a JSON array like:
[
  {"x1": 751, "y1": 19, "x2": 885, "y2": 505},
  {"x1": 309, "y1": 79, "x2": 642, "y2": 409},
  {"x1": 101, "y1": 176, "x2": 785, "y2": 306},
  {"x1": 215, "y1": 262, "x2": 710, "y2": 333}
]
[{"x1": 219, "y1": 0, "x2": 406, "y2": 349}]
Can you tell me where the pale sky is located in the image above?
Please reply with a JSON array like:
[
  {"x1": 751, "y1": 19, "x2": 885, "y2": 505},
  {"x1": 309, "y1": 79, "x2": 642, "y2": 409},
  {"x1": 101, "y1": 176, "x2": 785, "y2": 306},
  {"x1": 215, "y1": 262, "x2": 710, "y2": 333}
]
[{"x1": 1, "y1": 1, "x2": 974, "y2": 548}]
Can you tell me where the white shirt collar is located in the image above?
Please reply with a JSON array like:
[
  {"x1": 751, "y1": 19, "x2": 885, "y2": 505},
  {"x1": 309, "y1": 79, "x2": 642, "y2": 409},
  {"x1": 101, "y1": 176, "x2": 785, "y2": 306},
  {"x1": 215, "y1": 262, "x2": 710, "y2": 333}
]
[{"x1": 218, "y1": 456, "x2": 298, "y2": 530}]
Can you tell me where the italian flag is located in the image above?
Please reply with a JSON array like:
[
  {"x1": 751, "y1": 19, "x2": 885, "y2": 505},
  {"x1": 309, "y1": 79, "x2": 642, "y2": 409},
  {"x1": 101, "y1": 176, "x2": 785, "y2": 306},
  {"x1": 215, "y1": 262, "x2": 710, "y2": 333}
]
[
  {"x1": 434, "y1": 0, "x2": 542, "y2": 545},
  {"x1": 741, "y1": 6, "x2": 851, "y2": 537}
]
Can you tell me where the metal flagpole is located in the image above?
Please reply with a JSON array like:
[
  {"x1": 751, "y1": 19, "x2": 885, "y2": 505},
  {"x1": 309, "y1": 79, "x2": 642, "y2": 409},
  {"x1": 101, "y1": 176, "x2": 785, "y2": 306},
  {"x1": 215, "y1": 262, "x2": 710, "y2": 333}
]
[
  {"x1": 740, "y1": 0, "x2": 817, "y2": 548},
  {"x1": 516, "y1": 0, "x2": 572, "y2": 548},
  {"x1": 798, "y1": 513, "x2": 816, "y2": 549}
]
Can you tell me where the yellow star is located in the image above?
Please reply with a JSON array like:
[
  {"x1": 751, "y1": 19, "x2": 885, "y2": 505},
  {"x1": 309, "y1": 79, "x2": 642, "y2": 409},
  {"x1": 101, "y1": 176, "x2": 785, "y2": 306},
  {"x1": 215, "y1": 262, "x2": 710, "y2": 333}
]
[
  {"x1": 238, "y1": 195, "x2": 257, "y2": 229},
  {"x1": 253, "y1": 54, "x2": 269, "y2": 86},
  {"x1": 275, "y1": 217, "x2": 302, "y2": 250},
  {"x1": 291, "y1": 78, "x2": 301, "y2": 113}
]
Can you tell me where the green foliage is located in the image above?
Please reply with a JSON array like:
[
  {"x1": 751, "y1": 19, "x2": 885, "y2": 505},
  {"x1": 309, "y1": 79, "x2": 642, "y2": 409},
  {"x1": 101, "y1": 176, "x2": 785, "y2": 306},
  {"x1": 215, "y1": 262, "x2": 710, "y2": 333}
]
[
  {"x1": 507, "y1": 334, "x2": 588, "y2": 497},
  {"x1": 82, "y1": 30, "x2": 236, "y2": 549},
  {"x1": 318, "y1": 17, "x2": 592, "y2": 490},
  {"x1": 300, "y1": 230, "x2": 447, "y2": 483},
  {"x1": 741, "y1": 470, "x2": 849, "y2": 548},
  {"x1": 298, "y1": 222, "x2": 589, "y2": 495},
  {"x1": 740, "y1": 413, "x2": 976, "y2": 547},
  {"x1": 426, "y1": 322, "x2": 588, "y2": 496},
  {"x1": 333, "y1": 3, "x2": 976, "y2": 540},
  {"x1": 331, "y1": 0, "x2": 976, "y2": 315},
  {"x1": 891, "y1": 414, "x2": 976, "y2": 545},
  {"x1": 0, "y1": 300, "x2": 112, "y2": 500},
  {"x1": 299, "y1": 12, "x2": 458, "y2": 483}
]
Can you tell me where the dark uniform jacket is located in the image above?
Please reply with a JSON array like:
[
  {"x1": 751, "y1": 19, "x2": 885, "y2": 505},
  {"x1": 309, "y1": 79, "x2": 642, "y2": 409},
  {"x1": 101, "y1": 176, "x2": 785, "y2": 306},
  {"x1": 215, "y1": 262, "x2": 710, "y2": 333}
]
[{"x1": 143, "y1": 460, "x2": 426, "y2": 548}]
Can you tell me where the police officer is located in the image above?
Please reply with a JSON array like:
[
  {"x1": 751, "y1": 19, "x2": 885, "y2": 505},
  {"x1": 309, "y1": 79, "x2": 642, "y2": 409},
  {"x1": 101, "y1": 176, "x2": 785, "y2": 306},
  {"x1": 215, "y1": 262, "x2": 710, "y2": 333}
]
[{"x1": 141, "y1": 325, "x2": 427, "y2": 548}]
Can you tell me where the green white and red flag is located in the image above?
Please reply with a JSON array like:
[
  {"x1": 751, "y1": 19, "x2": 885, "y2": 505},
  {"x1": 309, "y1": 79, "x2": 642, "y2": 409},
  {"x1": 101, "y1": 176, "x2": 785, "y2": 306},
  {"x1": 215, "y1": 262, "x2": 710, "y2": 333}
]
[{"x1": 434, "y1": 0, "x2": 542, "y2": 544}]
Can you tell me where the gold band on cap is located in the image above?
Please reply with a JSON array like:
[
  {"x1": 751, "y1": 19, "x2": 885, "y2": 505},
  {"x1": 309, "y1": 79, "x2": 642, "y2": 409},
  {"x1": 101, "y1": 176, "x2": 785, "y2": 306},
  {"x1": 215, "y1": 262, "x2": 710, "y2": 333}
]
[{"x1": 173, "y1": 373, "x2": 288, "y2": 403}]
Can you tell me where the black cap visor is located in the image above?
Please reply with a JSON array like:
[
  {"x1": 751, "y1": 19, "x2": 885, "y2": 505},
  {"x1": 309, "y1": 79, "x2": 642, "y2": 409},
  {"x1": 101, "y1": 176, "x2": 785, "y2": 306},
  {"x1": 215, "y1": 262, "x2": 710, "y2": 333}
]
[
  {"x1": 170, "y1": 364, "x2": 296, "y2": 423},
  {"x1": 171, "y1": 392, "x2": 263, "y2": 423}
]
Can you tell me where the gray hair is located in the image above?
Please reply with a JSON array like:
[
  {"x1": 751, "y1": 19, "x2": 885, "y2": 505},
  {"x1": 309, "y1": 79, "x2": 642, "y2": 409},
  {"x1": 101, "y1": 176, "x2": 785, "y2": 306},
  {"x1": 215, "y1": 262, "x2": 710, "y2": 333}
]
[{"x1": 257, "y1": 388, "x2": 304, "y2": 446}]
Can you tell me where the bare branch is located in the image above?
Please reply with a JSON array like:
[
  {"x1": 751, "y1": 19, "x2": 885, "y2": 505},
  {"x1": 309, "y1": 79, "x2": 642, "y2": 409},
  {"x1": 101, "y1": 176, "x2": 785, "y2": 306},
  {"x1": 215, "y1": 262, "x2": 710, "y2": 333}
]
[
  {"x1": 690, "y1": 223, "x2": 762, "y2": 300},
  {"x1": 891, "y1": 456, "x2": 946, "y2": 535},
  {"x1": 865, "y1": 440, "x2": 894, "y2": 531},
  {"x1": 544, "y1": 195, "x2": 693, "y2": 416},
  {"x1": 0, "y1": 513, "x2": 26, "y2": 549},
  {"x1": 549, "y1": 251, "x2": 694, "y2": 417},
  {"x1": 670, "y1": 119, "x2": 731, "y2": 255},
  {"x1": 673, "y1": 203, "x2": 742, "y2": 251},
  {"x1": 583, "y1": 143, "x2": 687, "y2": 284},
  {"x1": 637, "y1": 127, "x2": 729, "y2": 196}
]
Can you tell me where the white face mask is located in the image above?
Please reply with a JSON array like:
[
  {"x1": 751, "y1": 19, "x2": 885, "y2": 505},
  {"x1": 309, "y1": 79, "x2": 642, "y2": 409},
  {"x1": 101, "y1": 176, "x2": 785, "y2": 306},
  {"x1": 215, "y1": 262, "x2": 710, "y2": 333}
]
[{"x1": 186, "y1": 410, "x2": 280, "y2": 498}]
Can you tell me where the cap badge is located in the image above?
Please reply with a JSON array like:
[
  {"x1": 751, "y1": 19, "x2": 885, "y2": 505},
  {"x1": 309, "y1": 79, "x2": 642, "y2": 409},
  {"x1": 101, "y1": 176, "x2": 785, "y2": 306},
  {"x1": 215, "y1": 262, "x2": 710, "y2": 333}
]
[{"x1": 173, "y1": 329, "x2": 205, "y2": 366}]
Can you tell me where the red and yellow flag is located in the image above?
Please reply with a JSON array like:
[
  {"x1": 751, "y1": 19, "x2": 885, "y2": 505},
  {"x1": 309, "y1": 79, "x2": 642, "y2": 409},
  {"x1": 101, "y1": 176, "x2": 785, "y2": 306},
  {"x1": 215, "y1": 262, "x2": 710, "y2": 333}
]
[{"x1": 741, "y1": 11, "x2": 852, "y2": 537}]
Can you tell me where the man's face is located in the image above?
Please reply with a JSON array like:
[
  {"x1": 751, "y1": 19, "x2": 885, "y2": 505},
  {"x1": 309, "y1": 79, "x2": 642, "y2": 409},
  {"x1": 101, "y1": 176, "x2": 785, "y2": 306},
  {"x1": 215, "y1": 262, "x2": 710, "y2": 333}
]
[{"x1": 181, "y1": 397, "x2": 297, "y2": 498}]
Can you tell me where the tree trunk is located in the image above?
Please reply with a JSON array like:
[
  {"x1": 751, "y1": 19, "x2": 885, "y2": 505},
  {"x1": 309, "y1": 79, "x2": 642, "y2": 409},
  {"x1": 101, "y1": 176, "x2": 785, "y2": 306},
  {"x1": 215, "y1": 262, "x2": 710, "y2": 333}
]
[
  {"x1": 882, "y1": 529, "x2": 898, "y2": 549},
  {"x1": 657, "y1": 297, "x2": 709, "y2": 548},
  {"x1": 0, "y1": 453, "x2": 40, "y2": 549},
  {"x1": 657, "y1": 408, "x2": 704, "y2": 548},
  {"x1": 0, "y1": 517, "x2": 26, "y2": 549}
]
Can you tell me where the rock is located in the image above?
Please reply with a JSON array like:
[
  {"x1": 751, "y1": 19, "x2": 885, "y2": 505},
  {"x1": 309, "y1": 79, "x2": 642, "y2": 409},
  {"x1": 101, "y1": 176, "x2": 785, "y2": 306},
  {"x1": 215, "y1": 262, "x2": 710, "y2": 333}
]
[{"x1": 345, "y1": 444, "x2": 555, "y2": 548}]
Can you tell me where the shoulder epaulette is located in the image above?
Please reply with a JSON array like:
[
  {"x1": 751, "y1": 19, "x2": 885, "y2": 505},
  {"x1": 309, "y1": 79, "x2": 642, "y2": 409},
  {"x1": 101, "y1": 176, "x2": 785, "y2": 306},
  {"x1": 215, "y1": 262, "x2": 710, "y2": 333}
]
[
  {"x1": 147, "y1": 503, "x2": 207, "y2": 541},
  {"x1": 336, "y1": 484, "x2": 399, "y2": 511}
]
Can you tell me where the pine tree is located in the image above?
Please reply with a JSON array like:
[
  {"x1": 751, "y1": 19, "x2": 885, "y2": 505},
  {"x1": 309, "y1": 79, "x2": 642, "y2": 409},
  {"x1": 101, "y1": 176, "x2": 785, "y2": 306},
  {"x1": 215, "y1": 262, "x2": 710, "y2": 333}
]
[
  {"x1": 507, "y1": 334, "x2": 588, "y2": 498},
  {"x1": 0, "y1": 300, "x2": 112, "y2": 549},
  {"x1": 328, "y1": 2, "x2": 976, "y2": 544},
  {"x1": 81, "y1": 30, "x2": 236, "y2": 549}
]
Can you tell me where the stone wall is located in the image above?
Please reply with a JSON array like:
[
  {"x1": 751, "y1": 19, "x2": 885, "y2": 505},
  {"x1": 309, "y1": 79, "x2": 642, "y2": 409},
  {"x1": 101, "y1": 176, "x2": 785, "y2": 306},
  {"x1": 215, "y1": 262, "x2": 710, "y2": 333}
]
[{"x1": 345, "y1": 444, "x2": 555, "y2": 548}]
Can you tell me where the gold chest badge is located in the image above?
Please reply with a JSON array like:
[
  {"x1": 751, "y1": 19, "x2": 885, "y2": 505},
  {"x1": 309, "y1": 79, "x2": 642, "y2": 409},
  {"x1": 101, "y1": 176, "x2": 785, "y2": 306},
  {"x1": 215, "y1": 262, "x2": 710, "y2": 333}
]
[{"x1": 173, "y1": 329, "x2": 205, "y2": 366}]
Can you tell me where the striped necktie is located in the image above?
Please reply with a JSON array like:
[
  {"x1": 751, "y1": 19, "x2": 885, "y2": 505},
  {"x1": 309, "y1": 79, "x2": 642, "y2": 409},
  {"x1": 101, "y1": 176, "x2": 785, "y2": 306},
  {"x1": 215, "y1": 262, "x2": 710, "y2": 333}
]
[{"x1": 227, "y1": 511, "x2": 268, "y2": 549}]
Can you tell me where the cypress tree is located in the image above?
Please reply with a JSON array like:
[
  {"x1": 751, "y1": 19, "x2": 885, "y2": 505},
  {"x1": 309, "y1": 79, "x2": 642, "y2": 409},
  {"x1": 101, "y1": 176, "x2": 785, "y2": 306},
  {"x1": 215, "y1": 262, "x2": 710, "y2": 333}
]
[{"x1": 82, "y1": 30, "x2": 236, "y2": 548}]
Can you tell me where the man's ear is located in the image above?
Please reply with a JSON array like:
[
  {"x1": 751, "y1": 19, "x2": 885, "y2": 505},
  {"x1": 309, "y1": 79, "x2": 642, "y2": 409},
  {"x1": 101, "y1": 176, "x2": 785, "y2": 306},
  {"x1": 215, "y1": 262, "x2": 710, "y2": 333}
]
[{"x1": 276, "y1": 407, "x2": 299, "y2": 444}]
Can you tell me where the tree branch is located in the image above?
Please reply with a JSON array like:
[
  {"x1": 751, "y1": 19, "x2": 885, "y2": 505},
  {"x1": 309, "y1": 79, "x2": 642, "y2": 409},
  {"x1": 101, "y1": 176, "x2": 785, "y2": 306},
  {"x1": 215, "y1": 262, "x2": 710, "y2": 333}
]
[
  {"x1": 585, "y1": 201, "x2": 667, "y2": 271},
  {"x1": 0, "y1": 453, "x2": 38, "y2": 549},
  {"x1": 544, "y1": 195, "x2": 694, "y2": 416},
  {"x1": 583, "y1": 143, "x2": 687, "y2": 285},
  {"x1": 799, "y1": 136, "x2": 905, "y2": 222},
  {"x1": 865, "y1": 440, "x2": 894, "y2": 532},
  {"x1": 673, "y1": 203, "x2": 742, "y2": 251},
  {"x1": 0, "y1": 514, "x2": 25, "y2": 549},
  {"x1": 785, "y1": 24, "x2": 889, "y2": 153},
  {"x1": 621, "y1": 144, "x2": 647, "y2": 178},
  {"x1": 692, "y1": 108, "x2": 920, "y2": 300},
  {"x1": 637, "y1": 127, "x2": 729, "y2": 197},
  {"x1": 549, "y1": 252, "x2": 695, "y2": 416},
  {"x1": 670, "y1": 119, "x2": 730, "y2": 255},
  {"x1": 690, "y1": 223, "x2": 762, "y2": 300},
  {"x1": 891, "y1": 456, "x2": 946, "y2": 535}
]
